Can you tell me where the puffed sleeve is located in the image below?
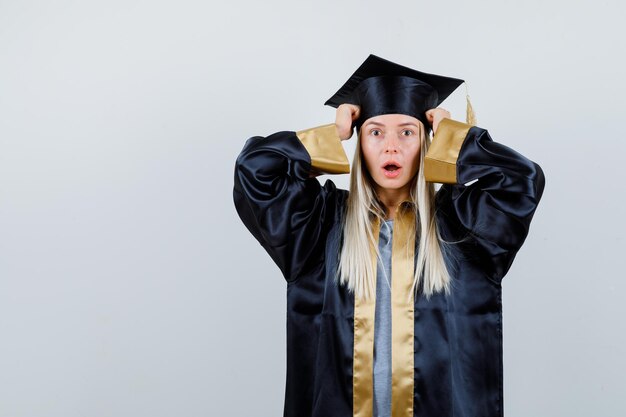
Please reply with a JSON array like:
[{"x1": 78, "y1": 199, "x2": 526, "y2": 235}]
[
  {"x1": 233, "y1": 123, "x2": 350, "y2": 282},
  {"x1": 424, "y1": 118, "x2": 546, "y2": 283}
]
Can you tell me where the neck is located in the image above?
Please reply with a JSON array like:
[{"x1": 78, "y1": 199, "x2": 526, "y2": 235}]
[{"x1": 375, "y1": 186, "x2": 410, "y2": 220}]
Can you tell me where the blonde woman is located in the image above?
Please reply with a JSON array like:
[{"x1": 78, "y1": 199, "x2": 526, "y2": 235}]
[{"x1": 233, "y1": 55, "x2": 545, "y2": 417}]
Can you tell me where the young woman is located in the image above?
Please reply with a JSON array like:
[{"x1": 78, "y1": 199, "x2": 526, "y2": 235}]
[{"x1": 233, "y1": 55, "x2": 545, "y2": 417}]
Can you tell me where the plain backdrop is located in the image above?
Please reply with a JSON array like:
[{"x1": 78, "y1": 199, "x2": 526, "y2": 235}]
[{"x1": 1, "y1": 1, "x2": 625, "y2": 416}]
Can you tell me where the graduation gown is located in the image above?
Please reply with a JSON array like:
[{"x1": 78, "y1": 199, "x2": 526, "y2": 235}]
[{"x1": 232, "y1": 118, "x2": 546, "y2": 417}]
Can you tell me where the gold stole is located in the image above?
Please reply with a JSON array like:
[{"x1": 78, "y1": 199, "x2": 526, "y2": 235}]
[{"x1": 353, "y1": 207, "x2": 416, "y2": 417}]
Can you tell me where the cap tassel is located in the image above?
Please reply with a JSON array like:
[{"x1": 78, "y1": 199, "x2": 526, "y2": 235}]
[{"x1": 465, "y1": 82, "x2": 477, "y2": 126}]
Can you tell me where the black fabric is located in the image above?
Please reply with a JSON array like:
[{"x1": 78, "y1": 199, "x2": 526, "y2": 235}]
[
  {"x1": 324, "y1": 54, "x2": 465, "y2": 132},
  {"x1": 232, "y1": 126, "x2": 545, "y2": 417},
  {"x1": 351, "y1": 76, "x2": 438, "y2": 132}
]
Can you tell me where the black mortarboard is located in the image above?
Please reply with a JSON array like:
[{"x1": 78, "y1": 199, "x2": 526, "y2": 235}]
[{"x1": 324, "y1": 54, "x2": 471, "y2": 132}]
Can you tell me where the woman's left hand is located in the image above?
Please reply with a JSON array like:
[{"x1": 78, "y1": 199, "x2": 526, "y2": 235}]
[{"x1": 425, "y1": 108, "x2": 451, "y2": 134}]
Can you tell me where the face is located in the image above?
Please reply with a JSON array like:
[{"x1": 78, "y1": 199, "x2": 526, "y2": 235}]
[{"x1": 359, "y1": 113, "x2": 423, "y2": 198}]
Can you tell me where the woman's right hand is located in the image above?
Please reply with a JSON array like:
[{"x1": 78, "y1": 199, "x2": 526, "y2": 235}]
[{"x1": 335, "y1": 103, "x2": 360, "y2": 141}]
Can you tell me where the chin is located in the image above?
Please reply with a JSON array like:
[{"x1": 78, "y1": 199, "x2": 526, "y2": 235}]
[{"x1": 374, "y1": 179, "x2": 411, "y2": 191}]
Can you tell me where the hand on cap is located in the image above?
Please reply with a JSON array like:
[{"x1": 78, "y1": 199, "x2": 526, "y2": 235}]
[
  {"x1": 425, "y1": 108, "x2": 451, "y2": 135},
  {"x1": 335, "y1": 104, "x2": 360, "y2": 141}
]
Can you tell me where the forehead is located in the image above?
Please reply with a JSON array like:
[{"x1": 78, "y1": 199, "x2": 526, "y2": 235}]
[{"x1": 362, "y1": 113, "x2": 422, "y2": 128}]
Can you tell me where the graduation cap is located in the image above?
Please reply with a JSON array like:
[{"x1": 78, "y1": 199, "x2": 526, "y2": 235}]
[{"x1": 324, "y1": 54, "x2": 476, "y2": 132}]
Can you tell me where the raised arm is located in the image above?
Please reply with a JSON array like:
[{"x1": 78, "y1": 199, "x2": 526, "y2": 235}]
[
  {"x1": 233, "y1": 124, "x2": 350, "y2": 282},
  {"x1": 424, "y1": 117, "x2": 546, "y2": 283}
]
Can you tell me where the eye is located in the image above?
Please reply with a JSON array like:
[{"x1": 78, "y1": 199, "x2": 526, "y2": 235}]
[
  {"x1": 370, "y1": 129, "x2": 382, "y2": 137},
  {"x1": 401, "y1": 129, "x2": 414, "y2": 136}
]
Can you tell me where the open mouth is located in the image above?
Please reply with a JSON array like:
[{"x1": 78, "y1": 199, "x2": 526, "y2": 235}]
[{"x1": 382, "y1": 163, "x2": 402, "y2": 178}]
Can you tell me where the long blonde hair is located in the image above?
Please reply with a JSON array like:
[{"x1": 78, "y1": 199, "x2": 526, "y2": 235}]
[{"x1": 337, "y1": 121, "x2": 458, "y2": 302}]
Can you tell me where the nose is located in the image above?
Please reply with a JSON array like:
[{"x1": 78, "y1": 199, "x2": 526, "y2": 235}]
[{"x1": 384, "y1": 135, "x2": 399, "y2": 153}]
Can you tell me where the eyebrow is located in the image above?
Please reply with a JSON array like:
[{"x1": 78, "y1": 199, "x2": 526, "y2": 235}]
[{"x1": 364, "y1": 121, "x2": 419, "y2": 128}]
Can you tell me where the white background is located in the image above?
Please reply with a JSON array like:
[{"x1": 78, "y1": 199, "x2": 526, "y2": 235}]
[{"x1": 1, "y1": 1, "x2": 625, "y2": 416}]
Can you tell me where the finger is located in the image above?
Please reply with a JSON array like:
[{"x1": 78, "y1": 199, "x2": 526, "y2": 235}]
[
  {"x1": 351, "y1": 104, "x2": 361, "y2": 121},
  {"x1": 335, "y1": 105, "x2": 347, "y2": 127},
  {"x1": 344, "y1": 105, "x2": 359, "y2": 138},
  {"x1": 335, "y1": 106, "x2": 352, "y2": 140}
]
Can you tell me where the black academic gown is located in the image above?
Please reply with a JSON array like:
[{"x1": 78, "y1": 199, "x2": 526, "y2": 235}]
[{"x1": 232, "y1": 118, "x2": 545, "y2": 417}]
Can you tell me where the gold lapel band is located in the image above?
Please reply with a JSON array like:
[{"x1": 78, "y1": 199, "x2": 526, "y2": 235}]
[
  {"x1": 391, "y1": 207, "x2": 415, "y2": 417},
  {"x1": 353, "y1": 216, "x2": 379, "y2": 417},
  {"x1": 353, "y1": 209, "x2": 415, "y2": 417}
]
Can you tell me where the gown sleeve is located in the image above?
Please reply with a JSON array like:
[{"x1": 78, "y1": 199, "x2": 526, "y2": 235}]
[
  {"x1": 424, "y1": 118, "x2": 546, "y2": 283},
  {"x1": 233, "y1": 123, "x2": 350, "y2": 283}
]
